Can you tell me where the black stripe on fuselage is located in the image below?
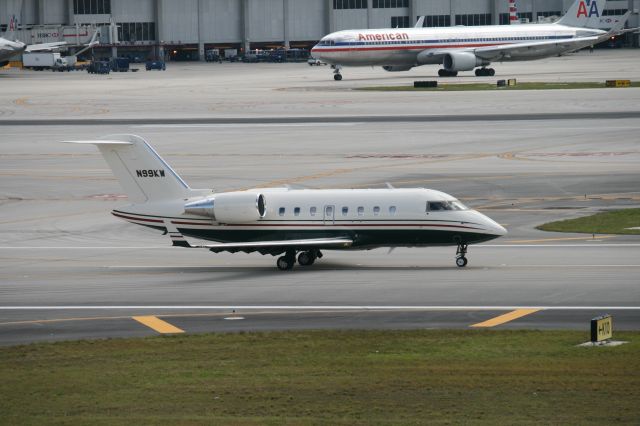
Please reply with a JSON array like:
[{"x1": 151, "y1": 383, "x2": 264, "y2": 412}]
[{"x1": 112, "y1": 210, "x2": 497, "y2": 248}]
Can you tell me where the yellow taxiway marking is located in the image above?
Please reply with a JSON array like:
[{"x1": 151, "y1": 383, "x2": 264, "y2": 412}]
[
  {"x1": 132, "y1": 316, "x2": 184, "y2": 334},
  {"x1": 471, "y1": 309, "x2": 541, "y2": 328},
  {"x1": 508, "y1": 235, "x2": 616, "y2": 244}
]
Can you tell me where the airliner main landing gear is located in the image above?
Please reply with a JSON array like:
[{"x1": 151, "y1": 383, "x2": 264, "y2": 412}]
[
  {"x1": 455, "y1": 244, "x2": 468, "y2": 267},
  {"x1": 475, "y1": 67, "x2": 495, "y2": 77},
  {"x1": 277, "y1": 250, "x2": 323, "y2": 270},
  {"x1": 438, "y1": 69, "x2": 458, "y2": 77},
  {"x1": 332, "y1": 65, "x2": 343, "y2": 81}
]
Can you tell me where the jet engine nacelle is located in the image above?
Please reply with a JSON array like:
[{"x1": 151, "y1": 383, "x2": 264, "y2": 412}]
[
  {"x1": 442, "y1": 52, "x2": 489, "y2": 71},
  {"x1": 382, "y1": 65, "x2": 413, "y2": 72},
  {"x1": 184, "y1": 192, "x2": 266, "y2": 223}
]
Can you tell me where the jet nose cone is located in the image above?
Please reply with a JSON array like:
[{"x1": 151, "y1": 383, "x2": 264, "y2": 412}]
[
  {"x1": 494, "y1": 223, "x2": 508, "y2": 237},
  {"x1": 474, "y1": 211, "x2": 507, "y2": 237}
]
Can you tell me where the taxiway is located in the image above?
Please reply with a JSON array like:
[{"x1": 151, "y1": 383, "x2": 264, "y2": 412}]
[{"x1": 1, "y1": 51, "x2": 639, "y2": 344}]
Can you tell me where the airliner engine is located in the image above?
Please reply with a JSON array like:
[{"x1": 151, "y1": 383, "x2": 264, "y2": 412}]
[
  {"x1": 184, "y1": 192, "x2": 266, "y2": 223},
  {"x1": 382, "y1": 65, "x2": 414, "y2": 72},
  {"x1": 442, "y1": 52, "x2": 489, "y2": 71}
]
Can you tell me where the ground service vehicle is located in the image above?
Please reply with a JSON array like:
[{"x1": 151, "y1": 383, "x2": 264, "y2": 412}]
[
  {"x1": 145, "y1": 60, "x2": 166, "y2": 70},
  {"x1": 23, "y1": 52, "x2": 65, "y2": 70},
  {"x1": 87, "y1": 60, "x2": 110, "y2": 74}
]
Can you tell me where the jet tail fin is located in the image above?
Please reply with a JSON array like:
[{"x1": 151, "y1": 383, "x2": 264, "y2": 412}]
[
  {"x1": 65, "y1": 134, "x2": 194, "y2": 203},
  {"x1": 556, "y1": 0, "x2": 606, "y2": 28}
]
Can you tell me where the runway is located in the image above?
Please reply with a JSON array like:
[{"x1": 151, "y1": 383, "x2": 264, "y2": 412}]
[
  {"x1": 1, "y1": 110, "x2": 640, "y2": 126},
  {"x1": 1, "y1": 53, "x2": 639, "y2": 345}
]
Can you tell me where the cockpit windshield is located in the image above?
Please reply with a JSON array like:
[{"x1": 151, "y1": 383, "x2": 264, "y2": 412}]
[
  {"x1": 317, "y1": 39, "x2": 336, "y2": 46},
  {"x1": 427, "y1": 200, "x2": 468, "y2": 211}
]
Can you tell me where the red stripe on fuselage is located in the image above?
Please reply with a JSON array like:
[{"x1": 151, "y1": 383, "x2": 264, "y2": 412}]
[{"x1": 112, "y1": 212, "x2": 164, "y2": 223}]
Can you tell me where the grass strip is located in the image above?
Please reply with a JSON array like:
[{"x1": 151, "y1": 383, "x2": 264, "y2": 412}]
[
  {"x1": 538, "y1": 208, "x2": 640, "y2": 235},
  {"x1": 1, "y1": 329, "x2": 639, "y2": 424},
  {"x1": 356, "y1": 81, "x2": 640, "y2": 91}
]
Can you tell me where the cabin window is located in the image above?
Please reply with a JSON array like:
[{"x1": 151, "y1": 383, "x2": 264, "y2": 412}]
[
  {"x1": 389, "y1": 206, "x2": 397, "y2": 215},
  {"x1": 294, "y1": 207, "x2": 301, "y2": 216},
  {"x1": 357, "y1": 206, "x2": 364, "y2": 216},
  {"x1": 310, "y1": 206, "x2": 317, "y2": 216},
  {"x1": 342, "y1": 206, "x2": 349, "y2": 216},
  {"x1": 373, "y1": 206, "x2": 381, "y2": 216},
  {"x1": 279, "y1": 207, "x2": 285, "y2": 216}
]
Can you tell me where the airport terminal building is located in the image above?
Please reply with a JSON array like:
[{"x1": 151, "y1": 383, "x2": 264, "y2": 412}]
[{"x1": 1, "y1": 0, "x2": 638, "y2": 61}]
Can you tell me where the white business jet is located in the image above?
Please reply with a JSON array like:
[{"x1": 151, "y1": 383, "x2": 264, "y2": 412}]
[
  {"x1": 69, "y1": 135, "x2": 506, "y2": 270},
  {"x1": 311, "y1": 0, "x2": 634, "y2": 80}
]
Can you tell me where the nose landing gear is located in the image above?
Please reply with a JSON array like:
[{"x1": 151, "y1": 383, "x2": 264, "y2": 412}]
[
  {"x1": 455, "y1": 243, "x2": 468, "y2": 267},
  {"x1": 332, "y1": 65, "x2": 343, "y2": 81}
]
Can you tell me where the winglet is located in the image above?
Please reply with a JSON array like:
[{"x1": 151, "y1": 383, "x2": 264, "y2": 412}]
[
  {"x1": 607, "y1": 11, "x2": 632, "y2": 35},
  {"x1": 414, "y1": 16, "x2": 425, "y2": 28}
]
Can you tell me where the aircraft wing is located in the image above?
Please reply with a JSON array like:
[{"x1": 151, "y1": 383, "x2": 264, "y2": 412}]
[
  {"x1": 25, "y1": 41, "x2": 68, "y2": 52},
  {"x1": 168, "y1": 230, "x2": 353, "y2": 254},
  {"x1": 197, "y1": 237, "x2": 353, "y2": 254},
  {"x1": 474, "y1": 11, "x2": 632, "y2": 61},
  {"x1": 472, "y1": 36, "x2": 601, "y2": 61}
]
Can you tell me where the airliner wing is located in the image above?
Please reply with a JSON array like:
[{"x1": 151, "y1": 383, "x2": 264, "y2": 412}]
[
  {"x1": 472, "y1": 36, "x2": 601, "y2": 61},
  {"x1": 25, "y1": 41, "x2": 68, "y2": 52},
  {"x1": 474, "y1": 11, "x2": 633, "y2": 61}
]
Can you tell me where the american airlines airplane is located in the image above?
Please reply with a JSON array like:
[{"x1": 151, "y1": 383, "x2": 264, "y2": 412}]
[
  {"x1": 311, "y1": 0, "x2": 632, "y2": 80},
  {"x1": 68, "y1": 135, "x2": 507, "y2": 270}
]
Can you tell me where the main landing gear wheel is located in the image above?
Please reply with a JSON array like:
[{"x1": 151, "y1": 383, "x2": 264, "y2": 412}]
[
  {"x1": 277, "y1": 253, "x2": 295, "y2": 271},
  {"x1": 455, "y1": 243, "x2": 468, "y2": 268},
  {"x1": 475, "y1": 67, "x2": 495, "y2": 77},
  {"x1": 334, "y1": 73, "x2": 342, "y2": 81},
  {"x1": 438, "y1": 69, "x2": 458, "y2": 77},
  {"x1": 297, "y1": 251, "x2": 316, "y2": 266}
]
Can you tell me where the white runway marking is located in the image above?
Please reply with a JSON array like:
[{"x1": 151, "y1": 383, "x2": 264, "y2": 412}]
[
  {"x1": 94, "y1": 265, "x2": 639, "y2": 269},
  {"x1": 1, "y1": 306, "x2": 639, "y2": 311},
  {"x1": 133, "y1": 123, "x2": 362, "y2": 129},
  {"x1": 1, "y1": 244, "x2": 640, "y2": 249},
  {"x1": 0, "y1": 247, "x2": 176, "y2": 249}
]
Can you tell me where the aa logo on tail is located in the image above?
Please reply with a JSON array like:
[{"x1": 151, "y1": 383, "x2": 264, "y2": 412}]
[{"x1": 577, "y1": 0, "x2": 599, "y2": 18}]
